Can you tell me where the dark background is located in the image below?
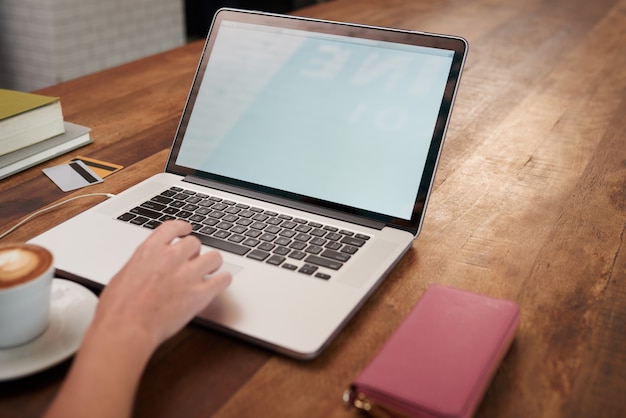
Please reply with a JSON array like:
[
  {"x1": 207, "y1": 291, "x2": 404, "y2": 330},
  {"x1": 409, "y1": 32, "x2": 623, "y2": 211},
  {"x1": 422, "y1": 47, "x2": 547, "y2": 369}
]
[{"x1": 184, "y1": 0, "x2": 317, "y2": 39}]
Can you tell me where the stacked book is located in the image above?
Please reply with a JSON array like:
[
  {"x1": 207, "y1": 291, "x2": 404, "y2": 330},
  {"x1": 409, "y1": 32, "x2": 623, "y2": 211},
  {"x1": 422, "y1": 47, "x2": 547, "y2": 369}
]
[{"x1": 0, "y1": 89, "x2": 93, "y2": 180}]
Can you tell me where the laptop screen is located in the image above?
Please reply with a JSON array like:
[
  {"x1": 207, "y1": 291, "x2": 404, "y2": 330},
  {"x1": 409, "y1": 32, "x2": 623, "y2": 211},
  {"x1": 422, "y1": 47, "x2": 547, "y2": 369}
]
[{"x1": 168, "y1": 9, "x2": 467, "y2": 231}]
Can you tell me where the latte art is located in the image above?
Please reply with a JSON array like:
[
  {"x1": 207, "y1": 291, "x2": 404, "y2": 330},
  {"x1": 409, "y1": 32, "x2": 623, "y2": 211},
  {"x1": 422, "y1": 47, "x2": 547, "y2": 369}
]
[
  {"x1": 0, "y1": 249, "x2": 39, "y2": 279},
  {"x1": 0, "y1": 244, "x2": 53, "y2": 289}
]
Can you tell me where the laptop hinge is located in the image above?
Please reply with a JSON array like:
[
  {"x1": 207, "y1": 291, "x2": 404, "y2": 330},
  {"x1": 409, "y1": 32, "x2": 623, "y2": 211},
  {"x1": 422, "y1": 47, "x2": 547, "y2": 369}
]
[{"x1": 183, "y1": 176, "x2": 386, "y2": 230}]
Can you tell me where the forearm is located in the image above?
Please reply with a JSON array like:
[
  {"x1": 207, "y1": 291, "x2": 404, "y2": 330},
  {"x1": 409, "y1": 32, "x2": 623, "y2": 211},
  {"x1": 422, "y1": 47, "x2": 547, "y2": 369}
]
[
  {"x1": 44, "y1": 319, "x2": 156, "y2": 418},
  {"x1": 44, "y1": 221, "x2": 231, "y2": 417}
]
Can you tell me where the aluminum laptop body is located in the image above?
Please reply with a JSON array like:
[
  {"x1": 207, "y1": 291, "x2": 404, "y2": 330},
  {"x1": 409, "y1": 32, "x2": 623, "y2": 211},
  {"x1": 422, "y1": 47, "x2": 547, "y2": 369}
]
[{"x1": 30, "y1": 8, "x2": 467, "y2": 359}]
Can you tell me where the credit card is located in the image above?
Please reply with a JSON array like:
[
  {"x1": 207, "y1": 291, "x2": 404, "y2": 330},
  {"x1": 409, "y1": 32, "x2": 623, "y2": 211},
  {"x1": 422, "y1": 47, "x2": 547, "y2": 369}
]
[
  {"x1": 68, "y1": 156, "x2": 123, "y2": 178},
  {"x1": 43, "y1": 160, "x2": 103, "y2": 192}
]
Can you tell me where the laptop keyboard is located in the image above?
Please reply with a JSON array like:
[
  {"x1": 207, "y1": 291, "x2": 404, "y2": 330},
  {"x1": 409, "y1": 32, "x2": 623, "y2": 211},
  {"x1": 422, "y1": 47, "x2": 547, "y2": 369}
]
[{"x1": 116, "y1": 186, "x2": 370, "y2": 280}]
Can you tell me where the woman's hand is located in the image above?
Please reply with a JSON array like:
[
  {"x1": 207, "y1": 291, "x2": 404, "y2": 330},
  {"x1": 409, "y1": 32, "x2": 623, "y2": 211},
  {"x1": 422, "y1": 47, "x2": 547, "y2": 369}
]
[
  {"x1": 45, "y1": 220, "x2": 232, "y2": 418},
  {"x1": 93, "y1": 220, "x2": 233, "y2": 350}
]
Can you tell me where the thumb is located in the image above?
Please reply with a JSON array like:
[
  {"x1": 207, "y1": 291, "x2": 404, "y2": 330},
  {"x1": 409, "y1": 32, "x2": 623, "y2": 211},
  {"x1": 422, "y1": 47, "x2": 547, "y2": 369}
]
[{"x1": 200, "y1": 271, "x2": 233, "y2": 302}]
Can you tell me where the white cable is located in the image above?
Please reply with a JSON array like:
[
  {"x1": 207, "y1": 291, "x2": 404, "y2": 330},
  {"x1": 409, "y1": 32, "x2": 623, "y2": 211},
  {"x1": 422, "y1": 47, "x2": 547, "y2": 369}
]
[{"x1": 0, "y1": 193, "x2": 116, "y2": 240}]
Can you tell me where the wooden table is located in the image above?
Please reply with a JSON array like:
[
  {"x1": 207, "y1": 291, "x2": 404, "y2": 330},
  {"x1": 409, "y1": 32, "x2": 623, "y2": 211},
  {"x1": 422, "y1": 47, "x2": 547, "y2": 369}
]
[{"x1": 2, "y1": 0, "x2": 626, "y2": 416}]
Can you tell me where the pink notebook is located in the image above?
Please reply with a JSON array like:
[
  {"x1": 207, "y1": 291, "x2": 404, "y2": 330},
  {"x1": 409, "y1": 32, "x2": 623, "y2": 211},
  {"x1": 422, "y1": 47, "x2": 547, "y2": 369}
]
[{"x1": 344, "y1": 284, "x2": 520, "y2": 417}]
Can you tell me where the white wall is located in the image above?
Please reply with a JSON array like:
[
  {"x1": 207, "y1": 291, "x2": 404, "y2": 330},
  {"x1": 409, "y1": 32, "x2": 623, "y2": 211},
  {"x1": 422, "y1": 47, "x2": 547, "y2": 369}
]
[{"x1": 0, "y1": 0, "x2": 185, "y2": 91}]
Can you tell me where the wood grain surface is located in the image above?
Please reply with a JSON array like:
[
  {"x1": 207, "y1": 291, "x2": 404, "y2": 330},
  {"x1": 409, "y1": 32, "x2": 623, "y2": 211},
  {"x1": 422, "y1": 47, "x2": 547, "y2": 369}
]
[{"x1": 1, "y1": 0, "x2": 625, "y2": 417}]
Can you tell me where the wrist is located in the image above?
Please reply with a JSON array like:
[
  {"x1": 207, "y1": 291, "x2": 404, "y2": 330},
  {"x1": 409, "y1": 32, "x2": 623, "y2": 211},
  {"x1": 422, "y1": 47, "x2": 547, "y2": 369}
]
[{"x1": 84, "y1": 310, "x2": 160, "y2": 365}]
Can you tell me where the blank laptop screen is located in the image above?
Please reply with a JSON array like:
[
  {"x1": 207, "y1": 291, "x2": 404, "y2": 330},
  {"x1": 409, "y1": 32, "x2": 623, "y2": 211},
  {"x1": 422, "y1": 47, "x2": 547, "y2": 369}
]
[{"x1": 175, "y1": 20, "x2": 455, "y2": 221}]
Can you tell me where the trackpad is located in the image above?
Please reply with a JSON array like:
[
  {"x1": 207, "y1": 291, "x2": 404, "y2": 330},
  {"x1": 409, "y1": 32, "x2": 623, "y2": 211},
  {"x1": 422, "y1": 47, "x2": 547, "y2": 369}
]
[{"x1": 219, "y1": 262, "x2": 243, "y2": 276}]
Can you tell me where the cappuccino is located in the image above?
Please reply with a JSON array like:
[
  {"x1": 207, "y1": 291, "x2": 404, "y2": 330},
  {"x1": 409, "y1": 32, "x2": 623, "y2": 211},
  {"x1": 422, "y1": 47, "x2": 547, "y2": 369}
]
[
  {"x1": 0, "y1": 244, "x2": 53, "y2": 289},
  {"x1": 0, "y1": 244, "x2": 54, "y2": 347}
]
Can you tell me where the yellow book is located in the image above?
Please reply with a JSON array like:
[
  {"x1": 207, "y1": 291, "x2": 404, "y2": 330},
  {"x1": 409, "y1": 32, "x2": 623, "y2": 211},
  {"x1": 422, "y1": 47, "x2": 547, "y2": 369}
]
[{"x1": 0, "y1": 89, "x2": 65, "y2": 156}]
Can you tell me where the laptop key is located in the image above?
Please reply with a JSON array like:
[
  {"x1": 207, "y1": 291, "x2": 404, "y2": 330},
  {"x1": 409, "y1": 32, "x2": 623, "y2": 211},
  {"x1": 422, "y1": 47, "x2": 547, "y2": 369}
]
[
  {"x1": 325, "y1": 241, "x2": 342, "y2": 250},
  {"x1": 320, "y1": 249, "x2": 351, "y2": 263},
  {"x1": 294, "y1": 233, "x2": 311, "y2": 242},
  {"x1": 298, "y1": 264, "x2": 318, "y2": 275},
  {"x1": 289, "y1": 241, "x2": 307, "y2": 251},
  {"x1": 310, "y1": 237, "x2": 326, "y2": 246},
  {"x1": 288, "y1": 250, "x2": 306, "y2": 260},
  {"x1": 315, "y1": 272, "x2": 331, "y2": 280},
  {"x1": 247, "y1": 249, "x2": 270, "y2": 261},
  {"x1": 216, "y1": 221, "x2": 233, "y2": 229},
  {"x1": 223, "y1": 214, "x2": 238, "y2": 222},
  {"x1": 310, "y1": 228, "x2": 326, "y2": 237},
  {"x1": 195, "y1": 207, "x2": 211, "y2": 215},
  {"x1": 202, "y1": 218, "x2": 219, "y2": 226},
  {"x1": 213, "y1": 230, "x2": 231, "y2": 239},
  {"x1": 191, "y1": 232, "x2": 250, "y2": 255},
  {"x1": 161, "y1": 189, "x2": 177, "y2": 197},
  {"x1": 275, "y1": 237, "x2": 291, "y2": 246},
  {"x1": 163, "y1": 207, "x2": 180, "y2": 215},
  {"x1": 245, "y1": 229, "x2": 262, "y2": 238},
  {"x1": 199, "y1": 226, "x2": 217, "y2": 235},
  {"x1": 274, "y1": 246, "x2": 290, "y2": 255},
  {"x1": 340, "y1": 236, "x2": 366, "y2": 247},
  {"x1": 281, "y1": 221, "x2": 297, "y2": 229},
  {"x1": 211, "y1": 203, "x2": 228, "y2": 211},
  {"x1": 304, "y1": 255, "x2": 343, "y2": 270},
  {"x1": 258, "y1": 242, "x2": 275, "y2": 252},
  {"x1": 279, "y1": 229, "x2": 296, "y2": 238},
  {"x1": 152, "y1": 195, "x2": 173, "y2": 205},
  {"x1": 177, "y1": 210, "x2": 192, "y2": 219},
  {"x1": 228, "y1": 234, "x2": 245, "y2": 243},
  {"x1": 117, "y1": 212, "x2": 135, "y2": 222},
  {"x1": 266, "y1": 255, "x2": 286, "y2": 265},
  {"x1": 182, "y1": 204, "x2": 200, "y2": 211},
  {"x1": 242, "y1": 238, "x2": 261, "y2": 247},
  {"x1": 305, "y1": 245, "x2": 323, "y2": 254},
  {"x1": 295, "y1": 224, "x2": 312, "y2": 233},
  {"x1": 144, "y1": 220, "x2": 162, "y2": 229},
  {"x1": 231, "y1": 225, "x2": 247, "y2": 234},
  {"x1": 141, "y1": 201, "x2": 166, "y2": 211},
  {"x1": 326, "y1": 232, "x2": 342, "y2": 241},
  {"x1": 185, "y1": 196, "x2": 202, "y2": 204},
  {"x1": 188, "y1": 214, "x2": 206, "y2": 223},
  {"x1": 131, "y1": 206, "x2": 162, "y2": 219},
  {"x1": 341, "y1": 245, "x2": 358, "y2": 255},
  {"x1": 130, "y1": 216, "x2": 149, "y2": 225},
  {"x1": 282, "y1": 263, "x2": 297, "y2": 270}
]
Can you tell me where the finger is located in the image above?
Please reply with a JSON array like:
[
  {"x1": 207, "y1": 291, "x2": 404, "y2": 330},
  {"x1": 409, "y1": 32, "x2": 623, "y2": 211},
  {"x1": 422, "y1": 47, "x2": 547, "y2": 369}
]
[
  {"x1": 168, "y1": 236, "x2": 202, "y2": 266},
  {"x1": 188, "y1": 250, "x2": 224, "y2": 277},
  {"x1": 199, "y1": 271, "x2": 233, "y2": 300},
  {"x1": 145, "y1": 220, "x2": 192, "y2": 247}
]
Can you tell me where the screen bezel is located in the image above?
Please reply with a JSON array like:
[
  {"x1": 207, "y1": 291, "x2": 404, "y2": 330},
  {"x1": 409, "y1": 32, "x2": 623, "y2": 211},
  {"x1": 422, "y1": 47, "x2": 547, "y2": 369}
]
[{"x1": 166, "y1": 8, "x2": 467, "y2": 235}]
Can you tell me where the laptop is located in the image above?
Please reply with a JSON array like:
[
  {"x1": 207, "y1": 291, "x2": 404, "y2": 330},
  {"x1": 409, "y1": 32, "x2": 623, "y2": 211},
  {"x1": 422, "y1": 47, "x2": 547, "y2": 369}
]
[{"x1": 30, "y1": 8, "x2": 467, "y2": 359}]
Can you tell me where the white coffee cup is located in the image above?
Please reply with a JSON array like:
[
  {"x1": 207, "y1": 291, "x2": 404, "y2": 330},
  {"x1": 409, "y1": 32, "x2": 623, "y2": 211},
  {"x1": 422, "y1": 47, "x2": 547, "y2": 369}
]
[{"x1": 0, "y1": 243, "x2": 54, "y2": 348}]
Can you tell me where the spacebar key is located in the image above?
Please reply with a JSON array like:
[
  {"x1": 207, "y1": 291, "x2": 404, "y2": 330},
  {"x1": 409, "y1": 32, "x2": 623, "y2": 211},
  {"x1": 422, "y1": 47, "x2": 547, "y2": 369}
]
[
  {"x1": 304, "y1": 255, "x2": 343, "y2": 270},
  {"x1": 192, "y1": 233, "x2": 250, "y2": 256}
]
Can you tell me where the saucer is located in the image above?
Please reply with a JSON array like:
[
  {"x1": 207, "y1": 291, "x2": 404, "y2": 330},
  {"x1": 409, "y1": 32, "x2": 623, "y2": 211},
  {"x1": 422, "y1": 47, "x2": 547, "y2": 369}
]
[{"x1": 0, "y1": 278, "x2": 98, "y2": 381}]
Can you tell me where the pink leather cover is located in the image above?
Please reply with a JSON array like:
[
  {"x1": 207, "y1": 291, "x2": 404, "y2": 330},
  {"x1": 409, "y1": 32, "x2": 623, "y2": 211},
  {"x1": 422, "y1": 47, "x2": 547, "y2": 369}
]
[{"x1": 349, "y1": 284, "x2": 519, "y2": 418}]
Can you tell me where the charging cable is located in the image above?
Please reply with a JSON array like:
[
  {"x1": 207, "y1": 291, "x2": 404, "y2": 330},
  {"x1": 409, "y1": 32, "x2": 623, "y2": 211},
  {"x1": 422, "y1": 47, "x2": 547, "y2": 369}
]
[{"x1": 0, "y1": 192, "x2": 115, "y2": 240}]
